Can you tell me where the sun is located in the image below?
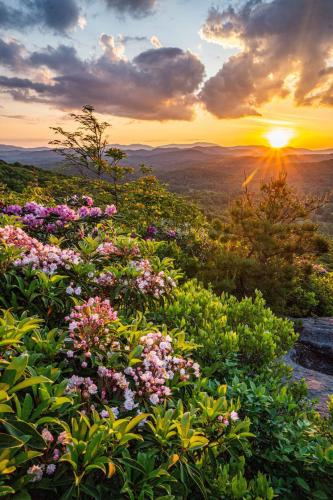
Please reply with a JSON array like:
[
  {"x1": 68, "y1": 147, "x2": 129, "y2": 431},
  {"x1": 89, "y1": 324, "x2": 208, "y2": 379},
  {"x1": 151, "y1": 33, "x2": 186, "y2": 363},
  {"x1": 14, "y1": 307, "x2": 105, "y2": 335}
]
[{"x1": 265, "y1": 128, "x2": 294, "y2": 149}]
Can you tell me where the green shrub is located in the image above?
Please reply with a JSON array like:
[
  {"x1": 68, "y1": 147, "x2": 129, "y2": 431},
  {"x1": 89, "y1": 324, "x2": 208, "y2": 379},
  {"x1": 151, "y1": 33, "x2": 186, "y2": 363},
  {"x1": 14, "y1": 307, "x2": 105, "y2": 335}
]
[{"x1": 151, "y1": 280, "x2": 297, "y2": 375}]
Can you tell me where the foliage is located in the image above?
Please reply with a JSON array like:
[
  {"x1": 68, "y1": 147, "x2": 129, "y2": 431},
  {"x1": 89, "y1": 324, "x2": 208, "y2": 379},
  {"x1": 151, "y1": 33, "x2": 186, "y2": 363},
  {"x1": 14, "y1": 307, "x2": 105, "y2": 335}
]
[
  {"x1": 195, "y1": 174, "x2": 331, "y2": 314},
  {"x1": 0, "y1": 164, "x2": 332, "y2": 498},
  {"x1": 151, "y1": 280, "x2": 297, "y2": 376}
]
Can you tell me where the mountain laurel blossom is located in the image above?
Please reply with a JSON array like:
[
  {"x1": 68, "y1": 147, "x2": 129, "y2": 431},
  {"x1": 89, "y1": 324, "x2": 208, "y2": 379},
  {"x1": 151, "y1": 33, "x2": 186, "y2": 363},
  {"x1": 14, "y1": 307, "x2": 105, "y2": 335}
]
[
  {"x1": 98, "y1": 331, "x2": 200, "y2": 410},
  {"x1": 0, "y1": 225, "x2": 81, "y2": 274},
  {"x1": 2, "y1": 199, "x2": 117, "y2": 234},
  {"x1": 65, "y1": 297, "x2": 118, "y2": 355}
]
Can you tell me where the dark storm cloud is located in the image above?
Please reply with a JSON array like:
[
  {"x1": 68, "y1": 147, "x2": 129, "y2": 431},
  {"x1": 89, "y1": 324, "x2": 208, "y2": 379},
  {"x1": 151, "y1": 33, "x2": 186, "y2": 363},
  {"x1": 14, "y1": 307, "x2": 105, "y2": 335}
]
[
  {"x1": 103, "y1": 0, "x2": 157, "y2": 18},
  {"x1": 0, "y1": 39, "x2": 205, "y2": 120},
  {"x1": 0, "y1": 0, "x2": 80, "y2": 33},
  {"x1": 200, "y1": 0, "x2": 333, "y2": 118}
]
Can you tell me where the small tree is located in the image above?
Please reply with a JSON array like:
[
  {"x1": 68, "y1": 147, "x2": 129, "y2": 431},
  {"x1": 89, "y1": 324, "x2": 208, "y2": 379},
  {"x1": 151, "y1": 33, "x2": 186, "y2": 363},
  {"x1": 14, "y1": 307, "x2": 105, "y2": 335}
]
[
  {"x1": 225, "y1": 173, "x2": 328, "y2": 264},
  {"x1": 203, "y1": 173, "x2": 330, "y2": 312},
  {"x1": 49, "y1": 105, "x2": 133, "y2": 204},
  {"x1": 105, "y1": 148, "x2": 134, "y2": 205}
]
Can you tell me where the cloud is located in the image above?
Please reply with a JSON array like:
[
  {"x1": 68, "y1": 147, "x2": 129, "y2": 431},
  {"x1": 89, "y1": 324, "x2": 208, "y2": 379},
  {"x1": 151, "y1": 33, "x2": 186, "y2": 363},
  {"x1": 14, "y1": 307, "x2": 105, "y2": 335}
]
[
  {"x1": 103, "y1": 0, "x2": 157, "y2": 18},
  {"x1": 150, "y1": 35, "x2": 162, "y2": 48},
  {"x1": 0, "y1": 38, "x2": 205, "y2": 120},
  {"x1": 200, "y1": 0, "x2": 333, "y2": 118},
  {"x1": 0, "y1": 38, "x2": 26, "y2": 70},
  {"x1": 0, "y1": 0, "x2": 81, "y2": 33},
  {"x1": 0, "y1": 114, "x2": 27, "y2": 119}
]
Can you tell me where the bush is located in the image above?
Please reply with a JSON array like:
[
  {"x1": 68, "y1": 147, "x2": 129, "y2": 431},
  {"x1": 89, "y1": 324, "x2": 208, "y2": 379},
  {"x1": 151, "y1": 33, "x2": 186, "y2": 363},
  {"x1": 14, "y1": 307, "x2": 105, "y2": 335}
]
[
  {"x1": 0, "y1": 192, "x2": 332, "y2": 499},
  {"x1": 151, "y1": 280, "x2": 297, "y2": 375}
]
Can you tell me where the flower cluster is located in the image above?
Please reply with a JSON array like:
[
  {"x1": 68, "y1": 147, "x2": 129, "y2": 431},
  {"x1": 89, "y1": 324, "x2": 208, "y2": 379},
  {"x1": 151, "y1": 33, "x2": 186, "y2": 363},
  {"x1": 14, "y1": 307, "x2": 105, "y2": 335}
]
[
  {"x1": 217, "y1": 410, "x2": 239, "y2": 427},
  {"x1": 27, "y1": 463, "x2": 56, "y2": 482},
  {"x1": 94, "y1": 271, "x2": 116, "y2": 287},
  {"x1": 65, "y1": 375, "x2": 98, "y2": 398},
  {"x1": 98, "y1": 331, "x2": 200, "y2": 410},
  {"x1": 15, "y1": 244, "x2": 82, "y2": 274},
  {"x1": 67, "y1": 195, "x2": 94, "y2": 207},
  {"x1": 26, "y1": 427, "x2": 73, "y2": 482},
  {"x1": 2, "y1": 199, "x2": 117, "y2": 234},
  {"x1": 0, "y1": 225, "x2": 82, "y2": 274},
  {"x1": 65, "y1": 297, "x2": 118, "y2": 355},
  {"x1": 0, "y1": 225, "x2": 37, "y2": 248},
  {"x1": 96, "y1": 242, "x2": 122, "y2": 257},
  {"x1": 132, "y1": 259, "x2": 176, "y2": 298},
  {"x1": 96, "y1": 239, "x2": 140, "y2": 259}
]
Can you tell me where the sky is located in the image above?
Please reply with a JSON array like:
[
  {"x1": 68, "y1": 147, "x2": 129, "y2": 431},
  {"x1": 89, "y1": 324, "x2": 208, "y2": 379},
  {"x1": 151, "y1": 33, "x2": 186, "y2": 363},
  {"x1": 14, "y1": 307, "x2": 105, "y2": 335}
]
[{"x1": 0, "y1": 0, "x2": 333, "y2": 148}]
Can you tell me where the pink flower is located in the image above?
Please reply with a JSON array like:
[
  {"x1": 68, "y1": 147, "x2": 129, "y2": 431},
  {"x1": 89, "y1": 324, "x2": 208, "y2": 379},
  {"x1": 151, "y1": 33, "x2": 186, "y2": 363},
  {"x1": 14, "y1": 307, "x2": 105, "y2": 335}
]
[
  {"x1": 57, "y1": 431, "x2": 70, "y2": 445},
  {"x1": 230, "y1": 411, "x2": 239, "y2": 421},
  {"x1": 65, "y1": 297, "x2": 118, "y2": 354},
  {"x1": 82, "y1": 195, "x2": 94, "y2": 207},
  {"x1": 27, "y1": 464, "x2": 44, "y2": 482},
  {"x1": 104, "y1": 204, "x2": 117, "y2": 216},
  {"x1": 41, "y1": 428, "x2": 54, "y2": 444}
]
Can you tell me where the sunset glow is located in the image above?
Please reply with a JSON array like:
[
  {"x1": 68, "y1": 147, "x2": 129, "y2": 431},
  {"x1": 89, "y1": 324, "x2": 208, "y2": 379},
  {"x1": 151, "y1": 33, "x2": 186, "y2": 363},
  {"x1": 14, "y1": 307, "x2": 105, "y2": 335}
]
[
  {"x1": 265, "y1": 128, "x2": 294, "y2": 149},
  {"x1": 0, "y1": 1, "x2": 332, "y2": 148}
]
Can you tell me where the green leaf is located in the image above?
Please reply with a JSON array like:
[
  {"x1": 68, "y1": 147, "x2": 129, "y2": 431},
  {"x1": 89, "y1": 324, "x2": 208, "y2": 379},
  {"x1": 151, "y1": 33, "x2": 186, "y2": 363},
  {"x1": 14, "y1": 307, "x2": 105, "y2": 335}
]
[
  {"x1": 1, "y1": 419, "x2": 46, "y2": 450},
  {"x1": 21, "y1": 394, "x2": 33, "y2": 421},
  {"x1": 296, "y1": 477, "x2": 311, "y2": 492},
  {"x1": 0, "y1": 432, "x2": 24, "y2": 450},
  {"x1": 1, "y1": 355, "x2": 28, "y2": 386},
  {"x1": 0, "y1": 486, "x2": 15, "y2": 497},
  {"x1": 125, "y1": 413, "x2": 149, "y2": 433},
  {"x1": 9, "y1": 376, "x2": 53, "y2": 394},
  {"x1": 0, "y1": 404, "x2": 13, "y2": 413}
]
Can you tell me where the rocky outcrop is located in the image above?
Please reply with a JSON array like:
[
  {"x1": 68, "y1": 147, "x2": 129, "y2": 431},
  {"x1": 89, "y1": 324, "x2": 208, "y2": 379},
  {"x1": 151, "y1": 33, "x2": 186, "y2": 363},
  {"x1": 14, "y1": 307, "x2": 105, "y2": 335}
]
[
  {"x1": 285, "y1": 318, "x2": 333, "y2": 414},
  {"x1": 294, "y1": 317, "x2": 333, "y2": 359},
  {"x1": 285, "y1": 349, "x2": 332, "y2": 414}
]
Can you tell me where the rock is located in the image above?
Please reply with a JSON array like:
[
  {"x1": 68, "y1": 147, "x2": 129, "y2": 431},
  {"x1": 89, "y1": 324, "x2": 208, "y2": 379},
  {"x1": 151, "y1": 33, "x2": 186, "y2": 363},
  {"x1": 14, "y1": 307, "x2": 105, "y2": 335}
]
[
  {"x1": 293, "y1": 317, "x2": 333, "y2": 359},
  {"x1": 285, "y1": 349, "x2": 332, "y2": 415},
  {"x1": 284, "y1": 318, "x2": 333, "y2": 415}
]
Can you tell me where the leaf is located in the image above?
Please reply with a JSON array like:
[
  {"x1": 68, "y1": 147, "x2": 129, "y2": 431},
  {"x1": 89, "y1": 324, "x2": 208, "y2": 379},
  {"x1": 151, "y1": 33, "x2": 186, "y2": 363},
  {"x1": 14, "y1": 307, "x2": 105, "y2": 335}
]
[
  {"x1": 0, "y1": 433, "x2": 24, "y2": 450},
  {"x1": 0, "y1": 404, "x2": 13, "y2": 413},
  {"x1": 21, "y1": 394, "x2": 33, "y2": 420},
  {"x1": 125, "y1": 413, "x2": 149, "y2": 433},
  {"x1": 0, "y1": 486, "x2": 15, "y2": 497},
  {"x1": 296, "y1": 477, "x2": 311, "y2": 492},
  {"x1": 1, "y1": 419, "x2": 46, "y2": 450},
  {"x1": 119, "y1": 433, "x2": 143, "y2": 446},
  {"x1": 14, "y1": 450, "x2": 42, "y2": 466},
  {"x1": 1, "y1": 355, "x2": 28, "y2": 386},
  {"x1": 9, "y1": 376, "x2": 53, "y2": 394},
  {"x1": 108, "y1": 462, "x2": 116, "y2": 478}
]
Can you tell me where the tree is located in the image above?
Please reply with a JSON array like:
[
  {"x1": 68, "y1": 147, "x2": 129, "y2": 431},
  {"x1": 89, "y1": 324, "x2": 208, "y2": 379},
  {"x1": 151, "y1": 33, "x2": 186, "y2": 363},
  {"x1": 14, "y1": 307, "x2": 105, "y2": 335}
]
[
  {"x1": 225, "y1": 173, "x2": 328, "y2": 264},
  {"x1": 200, "y1": 173, "x2": 330, "y2": 313},
  {"x1": 104, "y1": 148, "x2": 133, "y2": 205},
  {"x1": 49, "y1": 105, "x2": 133, "y2": 204}
]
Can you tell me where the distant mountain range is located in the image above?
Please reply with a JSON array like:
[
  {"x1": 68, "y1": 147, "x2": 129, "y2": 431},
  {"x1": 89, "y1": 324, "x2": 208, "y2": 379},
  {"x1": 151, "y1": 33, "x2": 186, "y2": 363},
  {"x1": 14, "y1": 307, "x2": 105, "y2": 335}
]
[
  {"x1": 1, "y1": 143, "x2": 333, "y2": 171},
  {"x1": 2, "y1": 143, "x2": 333, "y2": 216}
]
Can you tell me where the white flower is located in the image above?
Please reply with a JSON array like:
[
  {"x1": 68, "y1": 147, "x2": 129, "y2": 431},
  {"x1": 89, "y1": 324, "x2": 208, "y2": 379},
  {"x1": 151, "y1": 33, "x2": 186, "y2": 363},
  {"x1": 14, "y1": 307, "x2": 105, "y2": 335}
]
[
  {"x1": 46, "y1": 464, "x2": 56, "y2": 475},
  {"x1": 149, "y1": 393, "x2": 159, "y2": 405},
  {"x1": 230, "y1": 411, "x2": 239, "y2": 421},
  {"x1": 111, "y1": 407, "x2": 119, "y2": 419}
]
